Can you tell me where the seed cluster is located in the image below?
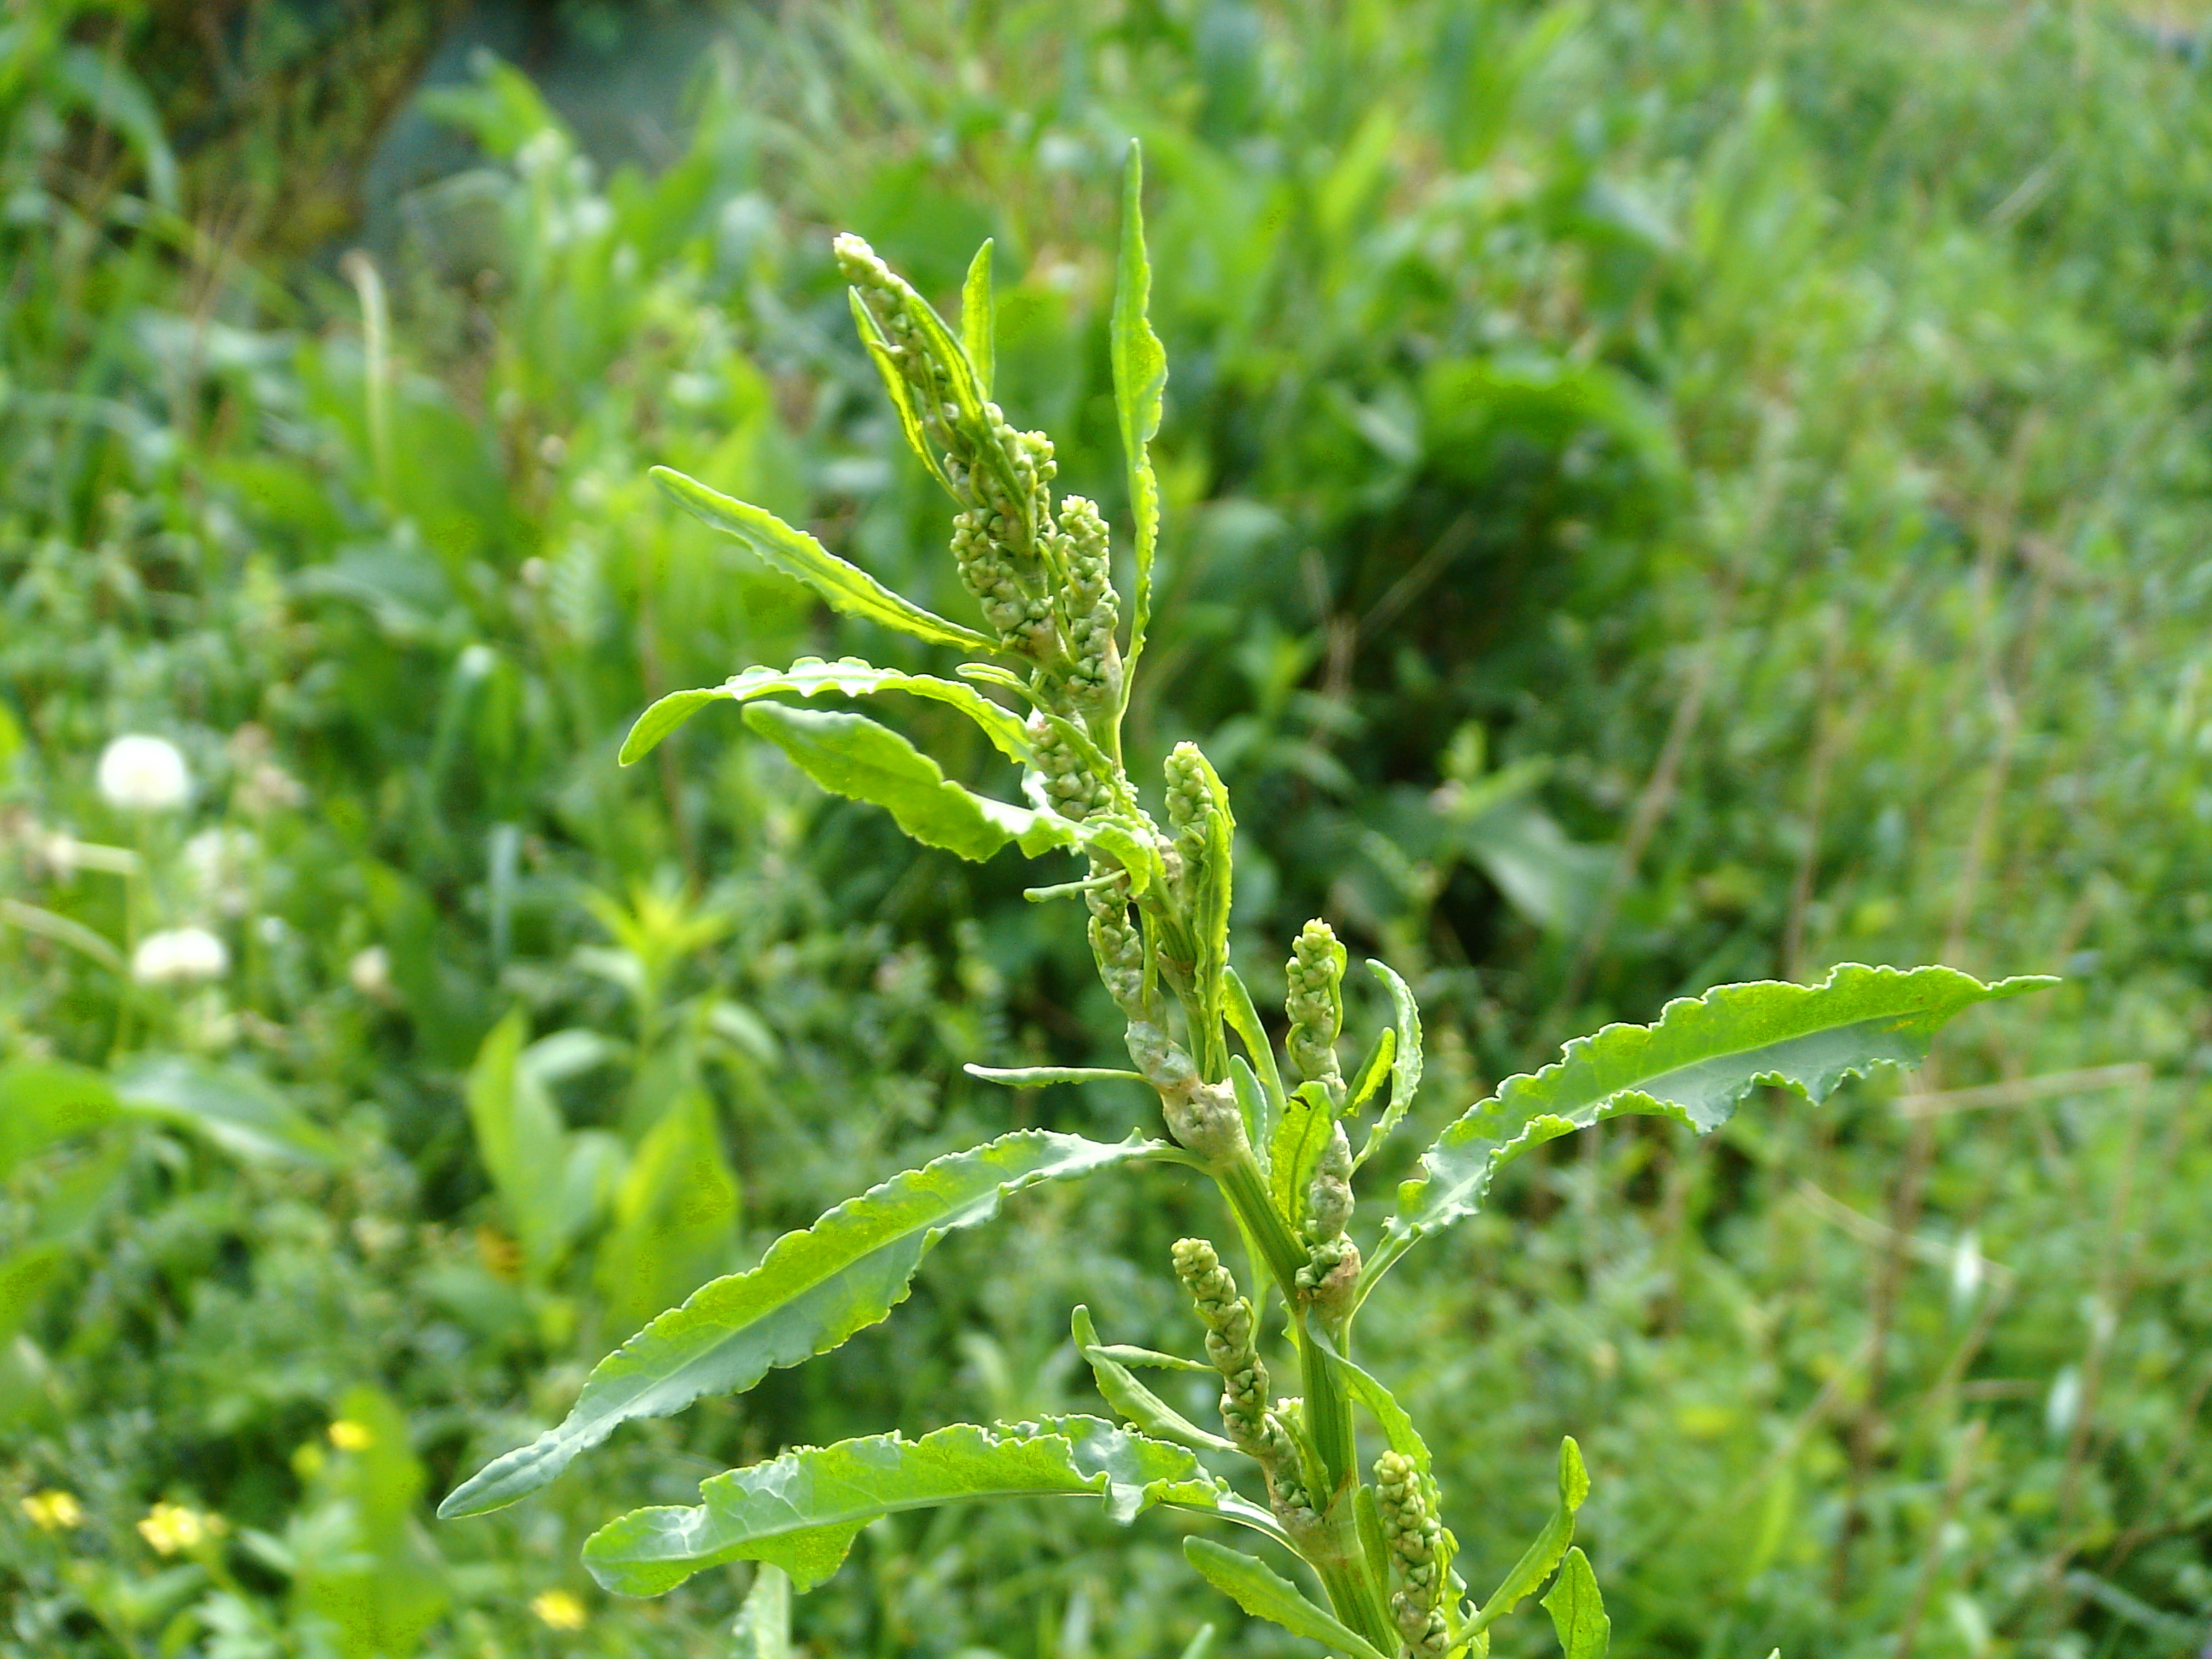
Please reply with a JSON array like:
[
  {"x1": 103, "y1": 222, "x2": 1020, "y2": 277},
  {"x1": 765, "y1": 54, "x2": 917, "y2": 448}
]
[{"x1": 1375, "y1": 1452, "x2": 1450, "y2": 1659}]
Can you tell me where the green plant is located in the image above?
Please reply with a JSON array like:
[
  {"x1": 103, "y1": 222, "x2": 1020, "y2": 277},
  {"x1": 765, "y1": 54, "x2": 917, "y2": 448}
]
[{"x1": 436, "y1": 143, "x2": 2050, "y2": 1658}]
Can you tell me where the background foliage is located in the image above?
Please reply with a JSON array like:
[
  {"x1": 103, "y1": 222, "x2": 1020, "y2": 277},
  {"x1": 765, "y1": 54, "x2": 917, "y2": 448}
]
[{"x1": 3, "y1": 3, "x2": 2209, "y2": 1657}]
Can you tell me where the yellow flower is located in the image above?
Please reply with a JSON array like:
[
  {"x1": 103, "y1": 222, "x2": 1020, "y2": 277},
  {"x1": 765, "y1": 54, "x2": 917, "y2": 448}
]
[
  {"x1": 137, "y1": 1502, "x2": 208, "y2": 1555},
  {"x1": 327, "y1": 1419, "x2": 375, "y2": 1452},
  {"x1": 530, "y1": 1590, "x2": 588, "y2": 1631},
  {"x1": 20, "y1": 1490, "x2": 84, "y2": 1531}
]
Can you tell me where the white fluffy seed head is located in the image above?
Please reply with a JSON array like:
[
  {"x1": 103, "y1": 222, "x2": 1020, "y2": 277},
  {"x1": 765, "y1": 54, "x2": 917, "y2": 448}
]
[
  {"x1": 131, "y1": 926, "x2": 230, "y2": 985},
  {"x1": 97, "y1": 735, "x2": 191, "y2": 812}
]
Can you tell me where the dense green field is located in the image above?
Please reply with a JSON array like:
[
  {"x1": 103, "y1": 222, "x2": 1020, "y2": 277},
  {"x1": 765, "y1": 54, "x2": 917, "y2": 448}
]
[{"x1": 4, "y1": 3, "x2": 2209, "y2": 1657}]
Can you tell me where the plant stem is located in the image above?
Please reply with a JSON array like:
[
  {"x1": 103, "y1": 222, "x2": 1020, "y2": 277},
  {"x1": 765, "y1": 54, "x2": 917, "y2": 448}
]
[
  {"x1": 1213, "y1": 1145, "x2": 1304, "y2": 1296},
  {"x1": 1210, "y1": 1145, "x2": 1394, "y2": 1654}
]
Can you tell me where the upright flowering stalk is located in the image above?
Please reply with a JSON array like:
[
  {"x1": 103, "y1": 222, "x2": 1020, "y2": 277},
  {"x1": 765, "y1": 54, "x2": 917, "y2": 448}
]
[{"x1": 445, "y1": 142, "x2": 2053, "y2": 1659}]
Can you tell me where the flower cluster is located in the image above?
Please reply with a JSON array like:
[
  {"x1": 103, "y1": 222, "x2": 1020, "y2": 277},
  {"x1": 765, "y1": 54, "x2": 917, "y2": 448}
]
[
  {"x1": 1050, "y1": 496, "x2": 1121, "y2": 708},
  {"x1": 1173, "y1": 1237, "x2": 1313, "y2": 1527},
  {"x1": 1374, "y1": 1452, "x2": 1450, "y2": 1659},
  {"x1": 97, "y1": 734, "x2": 190, "y2": 812},
  {"x1": 1285, "y1": 918, "x2": 1347, "y2": 1097},
  {"x1": 1030, "y1": 715, "x2": 1110, "y2": 820},
  {"x1": 1163, "y1": 742, "x2": 1217, "y2": 866},
  {"x1": 20, "y1": 1489, "x2": 83, "y2": 1531},
  {"x1": 1085, "y1": 878, "x2": 1147, "y2": 1017},
  {"x1": 131, "y1": 926, "x2": 230, "y2": 986},
  {"x1": 137, "y1": 1500, "x2": 224, "y2": 1555}
]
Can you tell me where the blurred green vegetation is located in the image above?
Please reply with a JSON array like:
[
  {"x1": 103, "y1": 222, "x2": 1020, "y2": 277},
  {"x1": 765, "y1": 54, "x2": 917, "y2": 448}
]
[{"x1": 3, "y1": 3, "x2": 2209, "y2": 1657}]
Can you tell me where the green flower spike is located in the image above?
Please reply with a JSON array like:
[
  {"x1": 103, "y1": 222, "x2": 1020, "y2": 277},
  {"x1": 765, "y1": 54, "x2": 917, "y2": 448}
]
[
  {"x1": 1286, "y1": 920, "x2": 1348, "y2": 1100},
  {"x1": 1173, "y1": 1237, "x2": 1316, "y2": 1528},
  {"x1": 1375, "y1": 1452, "x2": 1449, "y2": 1659}
]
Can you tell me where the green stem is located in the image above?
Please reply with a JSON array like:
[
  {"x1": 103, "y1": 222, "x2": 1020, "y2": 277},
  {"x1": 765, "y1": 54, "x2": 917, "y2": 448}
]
[
  {"x1": 1212, "y1": 1147, "x2": 1394, "y2": 1653},
  {"x1": 1295, "y1": 1317, "x2": 1356, "y2": 1497},
  {"x1": 1315, "y1": 1548, "x2": 1397, "y2": 1658},
  {"x1": 1213, "y1": 1148, "x2": 1304, "y2": 1296}
]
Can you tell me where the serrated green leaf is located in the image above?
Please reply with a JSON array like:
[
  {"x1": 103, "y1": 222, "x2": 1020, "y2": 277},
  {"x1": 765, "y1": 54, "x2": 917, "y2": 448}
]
[
  {"x1": 1354, "y1": 962, "x2": 1423, "y2": 1170},
  {"x1": 1073, "y1": 1306, "x2": 1236, "y2": 1454},
  {"x1": 439, "y1": 1131, "x2": 1163, "y2": 1518},
  {"x1": 620, "y1": 656, "x2": 1033, "y2": 768},
  {"x1": 1086, "y1": 1344, "x2": 1216, "y2": 1375},
  {"x1": 1112, "y1": 138, "x2": 1167, "y2": 678},
  {"x1": 1181, "y1": 1537, "x2": 1393, "y2": 1659},
  {"x1": 1471, "y1": 1439, "x2": 1588, "y2": 1634},
  {"x1": 962, "y1": 240, "x2": 996, "y2": 399},
  {"x1": 1540, "y1": 1548, "x2": 1610, "y2": 1659},
  {"x1": 651, "y1": 467, "x2": 992, "y2": 652},
  {"x1": 965, "y1": 1063, "x2": 1146, "y2": 1087},
  {"x1": 743, "y1": 704, "x2": 1076, "y2": 863},
  {"x1": 585, "y1": 1417, "x2": 1231, "y2": 1596},
  {"x1": 1373, "y1": 964, "x2": 2055, "y2": 1284}
]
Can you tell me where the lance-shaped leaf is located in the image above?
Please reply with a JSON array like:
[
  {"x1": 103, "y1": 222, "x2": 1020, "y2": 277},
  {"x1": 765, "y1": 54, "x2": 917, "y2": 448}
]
[
  {"x1": 1223, "y1": 966, "x2": 1289, "y2": 1134},
  {"x1": 1369, "y1": 964, "x2": 2054, "y2": 1286},
  {"x1": 848, "y1": 292, "x2": 953, "y2": 493},
  {"x1": 651, "y1": 467, "x2": 993, "y2": 653},
  {"x1": 620, "y1": 656, "x2": 1033, "y2": 768},
  {"x1": 1347, "y1": 1026, "x2": 1394, "y2": 1115},
  {"x1": 743, "y1": 704, "x2": 1077, "y2": 863},
  {"x1": 1182, "y1": 1537, "x2": 1394, "y2": 1659},
  {"x1": 1266, "y1": 1081, "x2": 1336, "y2": 1228},
  {"x1": 1073, "y1": 1306, "x2": 1236, "y2": 1454},
  {"x1": 965, "y1": 1063, "x2": 1149, "y2": 1088},
  {"x1": 1354, "y1": 961, "x2": 1423, "y2": 1170},
  {"x1": 1471, "y1": 1438, "x2": 1588, "y2": 1634},
  {"x1": 585, "y1": 1417, "x2": 1232, "y2": 1596},
  {"x1": 1187, "y1": 753, "x2": 1235, "y2": 1057},
  {"x1": 1541, "y1": 1548, "x2": 1610, "y2": 1659},
  {"x1": 1111, "y1": 139, "x2": 1167, "y2": 676},
  {"x1": 439, "y1": 1131, "x2": 1163, "y2": 1519},
  {"x1": 962, "y1": 240, "x2": 996, "y2": 398},
  {"x1": 1229, "y1": 1057, "x2": 1272, "y2": 1161}
]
